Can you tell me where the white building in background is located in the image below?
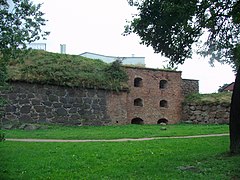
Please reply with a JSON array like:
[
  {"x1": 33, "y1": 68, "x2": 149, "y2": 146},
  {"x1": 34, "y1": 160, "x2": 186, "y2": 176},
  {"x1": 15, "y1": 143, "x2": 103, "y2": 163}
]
[
  {"x1": 60, "y1": 44, "x2": 66, "y2": 54},
  {"x1": 28, "y1": 43, "x2": 47, "y2": 51},
  {"x1": 79, "y1": 52, "x2": 145, "y2": 66}
]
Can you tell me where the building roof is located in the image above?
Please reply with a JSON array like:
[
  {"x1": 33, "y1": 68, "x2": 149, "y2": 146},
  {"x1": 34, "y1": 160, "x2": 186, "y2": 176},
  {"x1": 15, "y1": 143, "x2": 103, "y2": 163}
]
[
  {"x1": 124, "y1": 65, "x2": 182, "y2": 73},
  {"x1": 79, "y1": 52, "x2": 145, "y2": 65},
  {"x1": 218, "y1": 82, "x2": 234, "y2": 92},
  {"x1": 79, "y1": 52, "x2": 145, "y2": 59}
]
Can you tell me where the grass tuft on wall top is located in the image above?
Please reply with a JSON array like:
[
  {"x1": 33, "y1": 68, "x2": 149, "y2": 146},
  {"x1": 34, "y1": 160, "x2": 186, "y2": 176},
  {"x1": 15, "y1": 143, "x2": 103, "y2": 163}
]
[{"x1": 184, "y1": 92, "x2": 232, "y2": 105}]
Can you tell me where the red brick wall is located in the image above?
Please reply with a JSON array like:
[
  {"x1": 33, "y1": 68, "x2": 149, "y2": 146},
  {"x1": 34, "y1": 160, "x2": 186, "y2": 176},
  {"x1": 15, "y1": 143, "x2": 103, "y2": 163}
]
[
  {"x1": 124, "y1": 67, "x2": 183, "y2": 124},
  {"x1": 106, "y1": 91, "x2": 128, "y2": 125}
]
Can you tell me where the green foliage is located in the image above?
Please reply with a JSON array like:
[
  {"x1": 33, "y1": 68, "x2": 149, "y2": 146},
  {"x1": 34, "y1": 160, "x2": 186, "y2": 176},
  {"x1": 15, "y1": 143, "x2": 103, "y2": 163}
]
[
  {"x1": 104, "y1": 59, "x2": 129, "y2": 90},
  {"x1": 0, "y1": 96, "x2": 6, "y2": 107},
  {"x1": 185, "y1": 92, "x2": 232, "y2": 105},
  {"x1": 162, "y1": 64, "x2": 178, "y2": 71},
  {"x1": 0, "y1": 61, "x2": 8, "y2": 88},
  {"x1": 231, "y1": 0, "x2": 240, "y2": 24},
  {"x1": 0, "y1": 132, "x2": 5, "y2": 142},
  {"x1": 8, "y1": 50, "x2": 128, "y2": 91},
  {"x1": 0, "y1": 0, "x2": 49, "y2": 86},
  {"x1": 125, "y1": 0, "x2": 240, "y2": 66}
]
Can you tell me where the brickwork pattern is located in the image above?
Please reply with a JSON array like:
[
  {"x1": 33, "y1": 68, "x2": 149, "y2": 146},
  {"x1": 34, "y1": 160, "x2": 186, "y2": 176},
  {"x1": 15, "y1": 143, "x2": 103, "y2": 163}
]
[
  {"x1": 106, "y1": 92, "x2": 128, "y2": 125},
  {"x1": 125, "y1": 67, "x2": 183, "y2": 124}
]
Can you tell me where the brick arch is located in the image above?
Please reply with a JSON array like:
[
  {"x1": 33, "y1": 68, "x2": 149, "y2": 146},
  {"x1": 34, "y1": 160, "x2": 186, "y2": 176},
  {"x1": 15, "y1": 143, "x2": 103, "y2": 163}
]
[
  {"x1": 131, "y1": 118, "x2": 144, "y2": 124},
  {"x1": 157, "y1": 118, "x2": 168, "y2": 124}
]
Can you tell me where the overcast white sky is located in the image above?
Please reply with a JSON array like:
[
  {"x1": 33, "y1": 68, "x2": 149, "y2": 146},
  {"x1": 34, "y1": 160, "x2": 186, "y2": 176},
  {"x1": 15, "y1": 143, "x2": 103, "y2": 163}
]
[{"x1": 32, "y1": 0, "x2": 235, "y2": 93}]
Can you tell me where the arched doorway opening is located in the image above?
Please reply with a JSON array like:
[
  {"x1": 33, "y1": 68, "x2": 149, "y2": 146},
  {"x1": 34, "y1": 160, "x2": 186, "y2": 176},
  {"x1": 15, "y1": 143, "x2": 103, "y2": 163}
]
[
  {"x1": 131, "y1": 118, "x2": 144, "y2": 125},
  {"x1": 157, "y1": 118, "x2": 168, "y2": 124}
]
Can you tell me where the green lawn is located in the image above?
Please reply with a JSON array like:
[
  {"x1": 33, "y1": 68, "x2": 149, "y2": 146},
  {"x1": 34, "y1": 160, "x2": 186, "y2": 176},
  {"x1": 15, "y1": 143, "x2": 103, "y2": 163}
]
[
  {"x1": 1, "y1": 136, "x2": 239, "y2": 179},
  {"x1": 1, "y1": 124, "x2": 237, "y2": 179},
  {"x1": 2, "y1": 124, "x2": 229, "y2": 140}
]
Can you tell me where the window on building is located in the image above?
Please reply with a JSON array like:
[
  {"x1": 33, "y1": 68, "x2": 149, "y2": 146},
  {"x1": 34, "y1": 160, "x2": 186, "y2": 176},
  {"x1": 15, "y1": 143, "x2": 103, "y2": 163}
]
[
  {"x1": 134, "y1": 77, "x2": 143, "y2": 87},
  {"x1": 160, "y1": 80, "x2": 167, "y2": 89},
  {"x1": 131, "y1": 118, "x2": 144, "y2": 124},
  {"x1": 160, "y1": 100, "x2": 168, "y2": 108},
  {"x1": 157, "y1": 118, "x2": 168, "y2": 124},
  {"x1": 134, "y1": 98, "x2": 143, "y2": 107}
]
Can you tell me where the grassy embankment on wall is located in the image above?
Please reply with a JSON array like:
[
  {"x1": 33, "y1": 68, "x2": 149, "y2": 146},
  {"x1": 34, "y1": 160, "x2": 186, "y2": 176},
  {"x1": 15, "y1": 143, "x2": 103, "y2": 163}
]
[{"x1": 7, "y1": 50, "x2": 128, "y2": 91}]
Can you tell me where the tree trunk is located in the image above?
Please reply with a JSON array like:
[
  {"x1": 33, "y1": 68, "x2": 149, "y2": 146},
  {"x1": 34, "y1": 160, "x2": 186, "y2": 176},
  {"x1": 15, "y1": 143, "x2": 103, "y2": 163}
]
[{"x1": 230, "y1": 67, "x2": 240, "y2": 154}]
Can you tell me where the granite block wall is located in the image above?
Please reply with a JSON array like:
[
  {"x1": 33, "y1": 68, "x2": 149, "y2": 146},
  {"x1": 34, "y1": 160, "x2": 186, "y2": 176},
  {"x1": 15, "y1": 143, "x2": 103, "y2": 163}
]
[
  {"x1": 182, "y1": 79, "x2": 199, "y2": 97},
  {"x1": 182, "y1": 103, "x2": 230, "y2": 124},
  {"x1": 1, "y1": 82, "x2": 128, "y2": 125}
]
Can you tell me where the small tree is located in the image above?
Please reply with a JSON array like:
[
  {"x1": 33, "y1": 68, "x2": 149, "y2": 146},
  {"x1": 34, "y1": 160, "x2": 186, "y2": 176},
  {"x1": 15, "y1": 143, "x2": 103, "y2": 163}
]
[
  {"x1": 125, "y1": 0, "x2": 240, "y2": 154},
  {"x1": 105, "y1": 59, "x2": 128, "y2": 81},
  {"x1": 0, "y1": 0, "x2": 49, "y2": 87}
]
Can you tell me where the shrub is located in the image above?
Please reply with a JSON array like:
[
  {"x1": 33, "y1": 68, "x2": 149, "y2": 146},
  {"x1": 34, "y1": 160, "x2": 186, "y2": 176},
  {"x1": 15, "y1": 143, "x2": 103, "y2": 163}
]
[
  {"x1": 0, "y1": 132, "x2": 5, "y2": 142},
  {"x1": 105, "y1": 60, "x2": 128, "y2": 81}
]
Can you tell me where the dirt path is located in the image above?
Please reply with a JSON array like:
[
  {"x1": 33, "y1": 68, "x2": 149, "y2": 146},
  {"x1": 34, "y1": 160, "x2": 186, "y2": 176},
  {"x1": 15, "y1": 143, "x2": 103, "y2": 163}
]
[{"x1": 5, "y1": 133, "x2": 229, "y2": 143}]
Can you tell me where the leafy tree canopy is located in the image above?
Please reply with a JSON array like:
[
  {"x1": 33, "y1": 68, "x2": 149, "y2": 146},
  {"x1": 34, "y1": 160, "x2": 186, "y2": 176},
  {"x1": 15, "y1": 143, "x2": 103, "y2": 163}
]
[
  {"x1": 124, "y1": 0, "x2": 240, "y2": 67},
  {"x1": 0, "y1": 0, "x2": 49, "y2": 86}
]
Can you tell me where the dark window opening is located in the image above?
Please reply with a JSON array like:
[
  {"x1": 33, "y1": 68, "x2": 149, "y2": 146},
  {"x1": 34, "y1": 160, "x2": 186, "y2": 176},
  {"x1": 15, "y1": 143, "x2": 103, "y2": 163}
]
[
  {"x1": 131, "y1": 118, "x2": 144, "y2": 125},
  {"x1": 160, "y1": 100, "x2": 168, "y2": 108},
  {"x1": 160, "y1": 80, "x2": 167, "y2": 89},
  {"x1": 116, "y1": 121, "x2": 119, "y2": 124},
  {"x1": 134, "y1": 98, "x2": 143, "y2": 107},
  {"x1": 157, "y1": 118, "x2": 168, "y2": 124},
  {"x1": 134, "y1": 77, "x2": 143, "y2": 87}
]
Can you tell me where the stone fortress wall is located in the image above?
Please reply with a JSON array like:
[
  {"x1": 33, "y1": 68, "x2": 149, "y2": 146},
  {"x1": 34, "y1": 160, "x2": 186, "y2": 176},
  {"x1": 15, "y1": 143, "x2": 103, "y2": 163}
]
[
  {"x1": 182, "y1": 102, "x2": 230, "y2": 124},
  {"x1": 1, "y1": 67, "x2": 205, "y2": 126},
  {"x1": 182, "y1": 79, "x2": 199, "y2": 97},
  {"x1": 0, "y1": 82, "x2": 127, "y2": 126}
]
